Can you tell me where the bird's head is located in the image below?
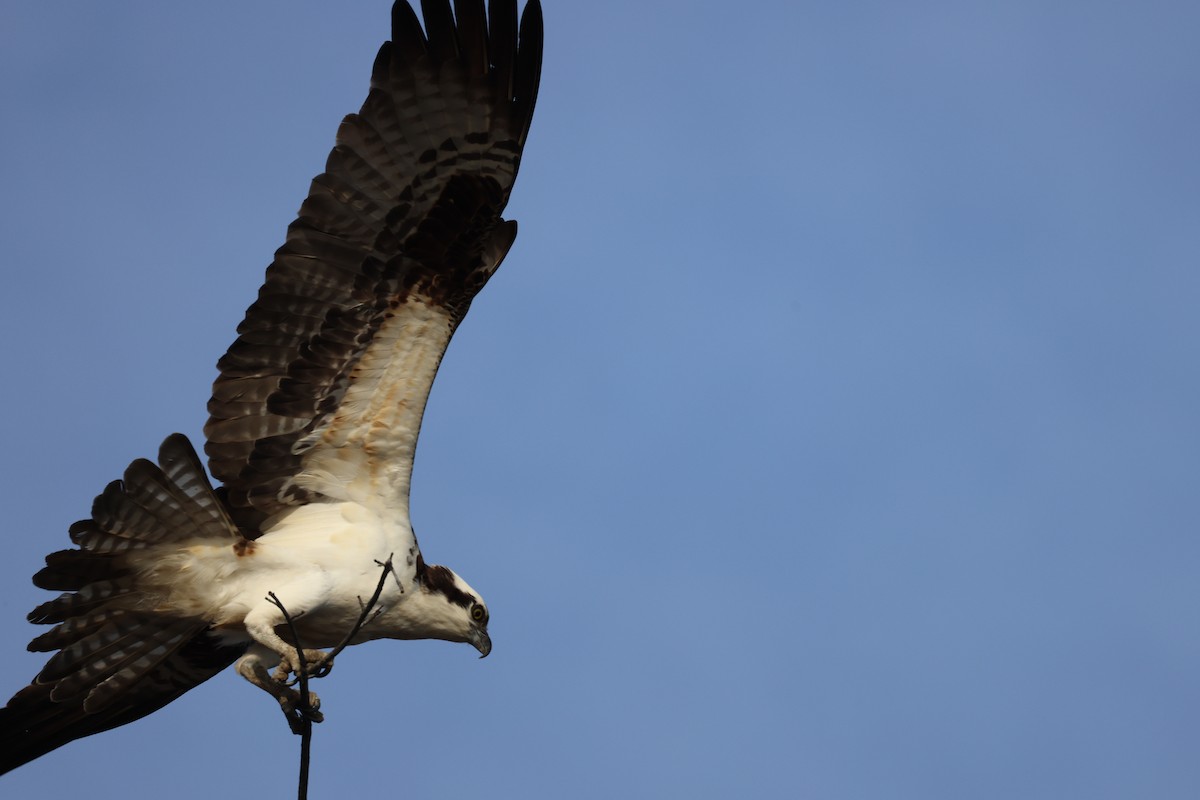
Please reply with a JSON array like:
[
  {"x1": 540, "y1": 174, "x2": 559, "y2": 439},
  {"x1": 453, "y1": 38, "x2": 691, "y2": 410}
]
[{"x1": 413, "y1": 562, "x2": 492, "y2": 657}]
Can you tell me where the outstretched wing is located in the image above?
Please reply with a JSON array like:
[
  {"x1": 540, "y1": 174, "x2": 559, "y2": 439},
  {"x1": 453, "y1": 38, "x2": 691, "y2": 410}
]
[{"x1": 205, "y1": 0, "x2": 543, "y2": 533}]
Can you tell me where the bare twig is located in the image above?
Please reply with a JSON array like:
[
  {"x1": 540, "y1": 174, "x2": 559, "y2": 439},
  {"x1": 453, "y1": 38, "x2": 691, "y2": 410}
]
[
  {"x1": 266, "y1": 591, "x2": 314, "y2": 800},
  {"x1": 263, "y1": 555, "x2": 397, "y2": 800},
  {"x1": 266, "y1": 592, "x2": 312, "y2": 700}
]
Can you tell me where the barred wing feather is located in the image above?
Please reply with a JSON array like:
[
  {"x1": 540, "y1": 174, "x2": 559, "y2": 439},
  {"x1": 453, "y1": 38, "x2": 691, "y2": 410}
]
[{"x1": 205, "y1": 0, "x2": 543, "y2": 532}]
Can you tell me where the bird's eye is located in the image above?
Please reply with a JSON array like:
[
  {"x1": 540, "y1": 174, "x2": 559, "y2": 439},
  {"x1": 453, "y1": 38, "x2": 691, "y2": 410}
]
[{"x1": 471, "y1": 604, "x2": 487, "y2": 623}]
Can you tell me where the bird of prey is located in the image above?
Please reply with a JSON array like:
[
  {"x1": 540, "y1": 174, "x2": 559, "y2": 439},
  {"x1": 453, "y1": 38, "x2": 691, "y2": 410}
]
[{"x1": 0, "y1": 0, "x2": 542, "y2": 775}]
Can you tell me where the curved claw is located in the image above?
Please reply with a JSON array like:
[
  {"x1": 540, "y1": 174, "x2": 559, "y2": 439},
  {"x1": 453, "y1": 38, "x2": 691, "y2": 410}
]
[{"x1": 280, "y1": 688, "x2": 324, "y2": 734}]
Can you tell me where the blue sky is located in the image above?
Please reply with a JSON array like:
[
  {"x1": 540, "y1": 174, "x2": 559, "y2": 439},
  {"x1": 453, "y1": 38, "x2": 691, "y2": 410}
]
[{"x1": 1, "y1": 1, "x2": 1198, "y2": 797}]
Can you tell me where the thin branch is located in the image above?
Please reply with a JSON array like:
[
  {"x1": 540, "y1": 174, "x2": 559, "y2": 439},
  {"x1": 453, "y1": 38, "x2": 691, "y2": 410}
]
[
  {"x1": 266, "y1": 591, "x2": 314, "y2": 800},
  {"x1": 267, "y1": 591, "x2": 312, "y2": 700},
  {"x1": 263, "y1": 555, "x2": 397, "y2": 800}
]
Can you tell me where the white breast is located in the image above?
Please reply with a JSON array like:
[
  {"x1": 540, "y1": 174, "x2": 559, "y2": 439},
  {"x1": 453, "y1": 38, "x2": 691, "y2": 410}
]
[{"x1": 149, "y1": 500, "x2": 418, "y2": 648}]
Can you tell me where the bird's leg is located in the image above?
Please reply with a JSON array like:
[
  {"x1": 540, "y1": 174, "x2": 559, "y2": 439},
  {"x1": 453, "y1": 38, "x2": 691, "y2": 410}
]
[
  {"x1": 245, "y1": 592, "x2": 332, "y2": 683},
  {"x1": 240, "y1": 593, "x2": 331, "y2": 733},
  {"x1": 235, "y1": 562, "x2": 390, "y2": 734}
]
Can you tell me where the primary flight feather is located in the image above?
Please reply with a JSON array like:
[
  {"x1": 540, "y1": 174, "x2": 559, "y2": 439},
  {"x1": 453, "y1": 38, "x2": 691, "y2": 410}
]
[{"x1": 0, "y1": 0, "x2": 542, "y2": 774}]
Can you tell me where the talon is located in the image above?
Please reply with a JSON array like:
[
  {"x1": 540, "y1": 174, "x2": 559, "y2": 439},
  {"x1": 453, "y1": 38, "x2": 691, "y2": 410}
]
[
  {"x1": 236, "y1": 651, "x2": 326, "y2": 736},
  {"x1": 302, "y1": 649, "x2": 330, "y2": 677},
  {"x1": 284, "y1": 710, "x2": 307, "y2": 735},
  {"x1": 294, "y1": 689, "x2": 322, "y2": 717},
  {"x1": 272, "y1": 652, "x2": 297, "y2": 683},
  {"x1": 278, "y1": 687, "x2": 324, "y2": 733},
  {"x1": 273, "y1": 649, "x2": 329, "y2": 682}
]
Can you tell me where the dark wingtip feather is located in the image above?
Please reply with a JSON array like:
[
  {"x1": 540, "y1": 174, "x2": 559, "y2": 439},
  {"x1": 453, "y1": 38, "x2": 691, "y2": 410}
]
[
  {"x1": 454, "y1": 0, "x2": 488, "y2": 76},
  {"x1": 371, "y1": 40, "x2": 395, "y2": 86},
  {"x1": 514, "y1": 0, "x2": 544, "y2": 146},
  {"x1": 390, "y1": 0, "x2": 429, "y2": 63},
  {"x1": 488, "y1": 0, "x2": 518, "y2": 99},
  {"x1": 421, "y1": 0, "x2": 460, "y2": 63}
]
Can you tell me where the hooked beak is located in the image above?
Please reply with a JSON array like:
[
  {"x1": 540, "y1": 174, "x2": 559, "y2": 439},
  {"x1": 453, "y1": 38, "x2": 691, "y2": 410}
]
[{"x1": 469, "y1": 628, "x2": 492, "y2": 659}]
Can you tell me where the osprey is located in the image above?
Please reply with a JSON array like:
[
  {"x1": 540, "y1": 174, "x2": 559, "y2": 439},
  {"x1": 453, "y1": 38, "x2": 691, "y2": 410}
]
[{"x1": 0, "y1": 0, "x2": 541, "y2": 774}]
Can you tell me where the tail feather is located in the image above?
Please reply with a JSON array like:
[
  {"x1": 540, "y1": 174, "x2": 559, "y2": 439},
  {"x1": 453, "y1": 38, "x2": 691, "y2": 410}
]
[
  {"x1": 0, "y1": 433, "x2": 248, "y2": 775},
  {"x1": 40, "y1": 614, "x2": 149, "y2": 687},
  {"x1": 158, "y1": 433, "x2": 241, "y2": 536},
  {"x1": 90, "y1": 472, "x2": 179, "y2": 547},
  {"x1": 0, "y1": 628, "x2": 245, "y2": 774},
  {"x1": 81, "y1": 622, "x2": 199, "y2": 712},
  {"x1": 66, "y1": 435, "x2": 242, "y2": 557},
  {"x1": 46, "y1": 618, "x2": 197, "y2": 711},
  {"x1": 31, "y1": 548, "x2": 128, "y2": 592},
  {"x1": 27, "y1": 608, "x2": 125, "y2": 653},
  {"x1": 27, "y1": 578, "x2": 139, "y2": 625}
]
